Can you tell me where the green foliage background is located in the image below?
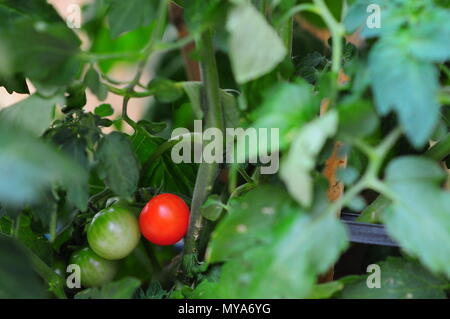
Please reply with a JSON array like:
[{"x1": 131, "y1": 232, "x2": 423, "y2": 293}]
[{"x1": 0, "y1": 0, "x2": 449, "y2": 299}]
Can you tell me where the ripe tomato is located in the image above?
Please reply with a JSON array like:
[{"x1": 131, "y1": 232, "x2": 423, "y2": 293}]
[
  {"x1": 69, "y1": 247, "x2": 118, "y2": 287},
  {"x1": 139, "y1": 193, "x2": 190, "y2": 246},
  {"x1": 87, "y1": 204, "x2": 140, "y2": 260}
]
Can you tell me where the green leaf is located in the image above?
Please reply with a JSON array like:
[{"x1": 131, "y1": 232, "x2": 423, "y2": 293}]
[
  {"x1": 200, "y1": 195, "x2": 224, "y2": 221},
  {"x1": 0, "y1": 94, "x2": 63, "y2": 136},
  {"x1": 308, "y1": 281, "x2": 344, "y2": 299},
  {"x1": 207, "y1": 185, "x2": 348, "y2": 298},
  {"x1": 75, "y1": 277, "x2": 141, "y2": 299},
  {"x1": 183, "y1": 0, "x2": 224, "y2": 33},
  {"x1": 212, "y1": 212, "x2": 348, "y2": 298},
  {"x1": 0, "y1": 216, "x2": 13, "y2": 235},
  {"x1": 207, "y1": 185, "x2": 297, "y2": 263},
  {"x1": 16, "y1": 214, "x2": 53, "y2": 266},
  {"x1": 0, "y1": 121, "x2": 88, "y2": 207},
  {"x1": 0, "y1": 234, "x2": 46, "y2": 298},
  {"x1": 369, "y1": 37, "x2": 440, "y2": 147},
  {"x1": 85, "y1": 67, "x2": 108, "y2": 101},
  {"x1": 189, "y1": 279, "x2": 219, "y2": 299},
  {"x1": 96, "y1": 132, "x2": 140, "y2": 198},
  {"x1": 250, "y1": 80, "x2": 319, "y2": 151},
  {"x1": 115, "y1": 242, "x2": 153, "y2": 283},
  {"x1": 338, "y1": 257, "x2": 449, "y2": 299},
  {"x1": 137, "y1": 281, "x2": 168, "y2": 299},
  {"x1": 137, "y1": 120, "x2": 167, "y2": 134},
  {"x1": 107, "y1": 0, "x2": 156, "y2": 38},
  {"x1": 90, "y1": 23, "x2": 153, "y2": 73},
  {"x1": 6, "y1": 19, "x2": 81, "y2": 91},
  {"x1": 131, "y1": 126, "x2": 196, "y2": 196},
  {"x1": 226, "y1": 3, "x2": 286, "y2": 84},
  {"x1": 408, "y1": 8, "x2": 450, "y2": 62},
  {"x1": 0, "y1": 1, "x2": 81, "y2": 92},
  {"x1": 65, "y1": 83, "x2": 87, "y2": 111},
  {"x1": 148, "y1": 78, "x2": 184, "y2": 103},
  {"x1": 382, "y1": 157, "x2": 450, "y2": 278},
  {"x1": 0, "y1": 73, "x2": 29, "y2": 94},
  {"x1": 297, "y1": 52, "x2": 328, "y2": 84},
  {"x1": 94, "y1": 104, "x2": 114, "y2": 117},
  {"x1": 280, "y1": 111, "x2": 338, "y2": 207},
  {"x1": 337, "y1": 99, "x2": 379, "y2": 139}
]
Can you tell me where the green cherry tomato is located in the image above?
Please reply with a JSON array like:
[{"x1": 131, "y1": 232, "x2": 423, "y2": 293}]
[
  {"x1": 69, "y1": 247, "x2": 118, "y2": 287},
  {"x1": 87, "y1": 204, "x2": 141, "y2": 260}
]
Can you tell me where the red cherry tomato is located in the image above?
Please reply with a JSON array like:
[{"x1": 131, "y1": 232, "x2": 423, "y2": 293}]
[{"x1": 139, "y1": 193, "x2": 190, "y2": 245}]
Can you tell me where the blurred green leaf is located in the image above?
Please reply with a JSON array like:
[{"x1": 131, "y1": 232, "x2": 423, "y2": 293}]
[
  {"x1": 183, "y1": 0, "x2": 224, "y2": 33},
  {"x1": 381, "y1": 157, "x2": 450, "y2": 278},
  {"x1": 226, "y1": 3, "x2": 286, "y2": 84},
  {"x1": 208, "y1": 185, "x2": 297, "y2": 263},
  {"x1": 107, "y1": 0, "x2": 156, "y2": 38},
  {"x1": 0, "y1": 234, "x2": 46, "y2": 299},
  {"x1": 90, "y1": 24, "x2": 153, "y2": 73},
  {"x1": 148, "y1": 78, "x2": 184, "y2": 103},
  {"x1": 96, "y1": 132, "x2": 140, "y2": 198},
  {"x1": 250, "y1": 80, "x2": 319, "y2": 151},
  {"x1": 94, "y1": 103, "x2": 114, "y2": 117},
  {"x1": 0, "y1": 0, "x2": 81, "y2": 93},
  {"x1": 85, "y1": 67, "x2": 108, "y2": 101},
  {"x1": 16, "y1": 214, "x2": 53, "y2": 266},
  {"x1": 0, "y1": 121, "x2": 88, "y2": 208},
  {"x1": 200, "y1": 195, "x2": 224, "y2": 221},
  {"x1": 188, "y1": 279, "x2": 218, "y2": 299},
  {"x1": 281, "y1": 111, "x2": 338, "y2": 207},
  {"x1": 337, "y1": 99, "x2": 379, "y2": 139},
  {"x1": 75, "y1": 277, "x2": 141, "y2": 299},
  {"x1": 208, "y1": 185, "x2": 348, "y2": 298},
  {"x1": 0, "y1": 94, "x2": 63, "y2": 137},
  {"x1": 131, "y1": 126, "x2": 196, "y2": 195},
  {"x1": 338, "y1": 257, "x2": 449, "y2": 299},
  {"x1": 370, "y1": 37, "x2": 440, "y2": 148},
  {"x1": 308, "y1": 281, "x2": 344, "y2": 299}
]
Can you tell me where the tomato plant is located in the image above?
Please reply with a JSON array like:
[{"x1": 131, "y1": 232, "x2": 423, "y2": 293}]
[
  {"x1": 139, "y1": 193, "x2": 190, "y2": 246},
  {"x1": 0, "y1": 0, "x2": 449, "y2": 300}
]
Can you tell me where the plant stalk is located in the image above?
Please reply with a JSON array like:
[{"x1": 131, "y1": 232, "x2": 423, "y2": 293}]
[
  {"x1": 180, "y1": 29, "x2": 224, "y2": 281},
  {"x1": 313, "y1": 0, "x2": 345, "y2": 74}
]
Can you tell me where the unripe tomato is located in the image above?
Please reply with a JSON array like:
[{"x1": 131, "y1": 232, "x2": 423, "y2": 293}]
[
  {"x1": 139, "y1": 193, "x2": 190, "y2": 246},
  {"x1": 87, "y1": 204, "x2": 140, "y2": 260},
  {"x1": 69, "y1": 247, "x2": 118, "y2": 287}
]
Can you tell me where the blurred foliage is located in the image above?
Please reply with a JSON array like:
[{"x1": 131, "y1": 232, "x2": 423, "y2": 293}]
[{"x1": 0, "y1": 0, "x2": 448, "y2": 299}]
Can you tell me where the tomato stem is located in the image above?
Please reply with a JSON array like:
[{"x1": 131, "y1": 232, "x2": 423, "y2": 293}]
[
  {"x1": 313, "y1": 0, "x2": 345, "y2": 74},
  {"x1": 180, "y1": 29, "x2": 224, "y2": 282}
]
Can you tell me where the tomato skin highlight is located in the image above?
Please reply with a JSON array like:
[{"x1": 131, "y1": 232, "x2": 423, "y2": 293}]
[
  {"x1": 87, "y1": 205, "x2": 141, "y2": 260},
  {"x1": 69, "y1": 247, "x2": 118, "y2": 287},
  {"x1": 139, "y1": 193, "x2": 190, "y2": 246}
]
